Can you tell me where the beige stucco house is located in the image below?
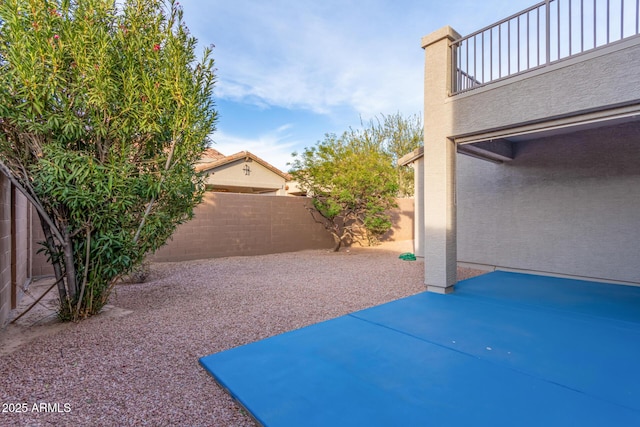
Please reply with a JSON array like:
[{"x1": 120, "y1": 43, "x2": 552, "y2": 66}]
[
  {"x1": 405, "y1": 0, "x2": 640, "y2": 293},
  {"x1": 196, "y1": 149, "x2": 294, "y2": 196}
]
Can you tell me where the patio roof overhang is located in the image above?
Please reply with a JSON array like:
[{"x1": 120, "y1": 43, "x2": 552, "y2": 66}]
[
  {"x1": 400, "y1": 105, "x2": 640, "y2": 166},
  {"x1": 456, "y1": 104, "x2": 640, "y2": 163}
]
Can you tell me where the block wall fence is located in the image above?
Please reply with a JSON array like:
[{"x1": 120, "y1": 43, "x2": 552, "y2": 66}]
[
  {"x1": 2, "y1": 191, "x2": 413, "y2": 326},
  {"x1": 0, "y1": 174, "x2": 11, "y2": 325},
  {"x1": 0, "y1": 175, "x2": 31, "y2": 327},
  {"x1": 28, "y1": 193, "x2": 414, "y2": 274},
  {"x1": 148, "y1": 193, "x2": 414, "y2": 262}
]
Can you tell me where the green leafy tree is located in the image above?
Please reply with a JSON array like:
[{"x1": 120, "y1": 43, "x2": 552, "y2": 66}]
[
  {"x1": 0, "y1": 0, "x2": 217, "y2": 320},
  {"x1": 362, "y1": 112, "x2": 423, "y2": 197},
  {"x1": 290, "y1": 131, "x2": 399, "y2": 252}
]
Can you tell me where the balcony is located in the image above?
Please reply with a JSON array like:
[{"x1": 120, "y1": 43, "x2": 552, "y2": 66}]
[
  {"x1": 438, "y1": 0, "x2": 640, "y2": 161},
  {"x1": 412, "y1": 0, "x2": 640, "y2": 293},
  {"x1": 452, "y1": 0, "x2": 640, "y2": 95}
]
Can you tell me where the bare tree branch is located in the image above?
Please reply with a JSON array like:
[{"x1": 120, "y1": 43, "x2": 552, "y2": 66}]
[
  {"x1": 9, "y1": 276, "x2": 62, "y2": 324},
  {"x1": 76, "y1": 227, "x2": 92, "y2": 314},
  {"x1": 133, "y1": 135, "x2": 180, "y2": 244},
  {"x1": 0, "y1": 159, "x2": 64, "y2": 244}
]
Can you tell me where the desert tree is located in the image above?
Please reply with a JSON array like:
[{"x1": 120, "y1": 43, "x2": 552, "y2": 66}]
[
  {"x1": 289, "y1": 131, "x2": 398, "y2": 252},
  {"x1": 0, "y1": 0, "x2": 217, "y2": 320},
  {"x1": 362, "y1": 112, "x2": 423, "y2": 197}
]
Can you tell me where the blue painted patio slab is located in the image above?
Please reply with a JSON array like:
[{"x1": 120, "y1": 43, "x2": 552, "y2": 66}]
[{"x1": 200, "y1": 272, "x2": 640, "y2": 426}]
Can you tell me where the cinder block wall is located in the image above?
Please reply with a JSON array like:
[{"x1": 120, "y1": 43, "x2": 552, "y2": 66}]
[
  {"x1": 30, "y1": 193, "x2": 415, "y2": 270},
  {"x1": 151, "y1": 193, "x2": 336, "y2": 262},
  {"x1": 381, "y1": 198, "x2": 414, "y2": 242},
  {"x1": 457, "y1": 122, "x2": 640, "y2": 285},
  {"x1": 0, "y1": 179, "x2": 32, "y2": 327},
  {"x1": 31, "y1": 212, "x2": 50, "y2": 277},
  {"x1": 0, "y1": 174, "x2": 11, "y2": 325},
  {"x1": 13, "y1": 191, "x2": 30, "y2": 295}
]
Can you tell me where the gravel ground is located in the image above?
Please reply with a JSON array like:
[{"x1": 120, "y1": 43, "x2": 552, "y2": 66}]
[{"x1": 0, "y1": 242, "x2": 486, "y2": 426}]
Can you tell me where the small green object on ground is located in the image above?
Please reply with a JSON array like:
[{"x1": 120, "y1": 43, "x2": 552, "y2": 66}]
[{"x1": 399, "y1": 252, "x2": 416, "y2": 261}]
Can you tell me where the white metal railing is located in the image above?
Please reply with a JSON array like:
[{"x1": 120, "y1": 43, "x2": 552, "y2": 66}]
[{"x1": 451, "y1": 0, "x2": 640, "y2": 95}]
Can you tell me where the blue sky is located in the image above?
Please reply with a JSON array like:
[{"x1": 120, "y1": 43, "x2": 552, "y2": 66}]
[{"x1": 180, "y1": 0, "x2": 538, "y2": 171}]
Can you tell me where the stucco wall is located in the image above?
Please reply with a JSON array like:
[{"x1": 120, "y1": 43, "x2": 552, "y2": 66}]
[
  {"x1": 203, "y1": 159, "x2": 287, "y2": 194},
  {"x1": 457, "y1": 121, "x2": 640, "y2": 284}
]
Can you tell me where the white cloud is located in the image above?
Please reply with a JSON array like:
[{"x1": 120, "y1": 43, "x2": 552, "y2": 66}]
[
  {"x1": 209, "y1": 126, "x2": 300, "y2": 172},
  {"x1": 185, "y1": 0, "x2": 428, "y2": 119},
  {"x1": 179, "y1": 0, "x2": 541, "y2": 178},
  {"x1": 184, "y1": 0, "x2": 540, "y2": 125},
  {"x1": 275, "y1": 123, "x2": 293, "y2": 133}
]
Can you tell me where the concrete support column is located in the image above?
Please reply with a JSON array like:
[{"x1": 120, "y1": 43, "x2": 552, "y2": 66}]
[
  {"x1": 413, "y1": 158, "x2": 424, "y2": 257},
  {"x1": 422, "y1": 26, "x2": 460, "y2": 293}
]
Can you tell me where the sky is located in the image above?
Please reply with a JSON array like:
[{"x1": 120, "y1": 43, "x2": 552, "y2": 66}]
[{"x1": 179, "y1": 0, "x2": 539, "y2": 171}]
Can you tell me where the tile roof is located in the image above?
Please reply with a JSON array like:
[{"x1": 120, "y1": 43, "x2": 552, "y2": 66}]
[
  {"x1": 199, "y1": 148, "x2": 226, "y2": 162},
  {"x1": 196, "y1": 150, "x2": 292, "y2": 180}
]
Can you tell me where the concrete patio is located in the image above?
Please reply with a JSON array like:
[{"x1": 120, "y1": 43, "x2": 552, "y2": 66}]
[{"x1": 201, "y1": 271, "x2": 640, "y2": 426}]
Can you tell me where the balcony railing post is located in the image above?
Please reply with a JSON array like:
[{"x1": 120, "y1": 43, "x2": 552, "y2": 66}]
[
  {"x1": 450, "y1": 0, "x2": 639, "y2": 96},
  {"x1": 451, "y1": 43, "x2": 457, "y2": 94},
  {"x1": 545, "y1": 0, "x2": 551, "y2": 65}
]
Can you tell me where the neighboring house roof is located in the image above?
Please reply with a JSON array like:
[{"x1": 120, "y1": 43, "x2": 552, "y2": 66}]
[
  {"x1": 196, "y1": 151, "x2": 292, "y2": 180},
  {"x1": 195, "y1": 150, "x2": 297, "y2": 195},
  {"x1": 194, "y1": 148, "x2": 226, "y2": 174},
  {"x1": 198, "y1": 148, "x2": 226, "y2": 163}
]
